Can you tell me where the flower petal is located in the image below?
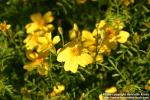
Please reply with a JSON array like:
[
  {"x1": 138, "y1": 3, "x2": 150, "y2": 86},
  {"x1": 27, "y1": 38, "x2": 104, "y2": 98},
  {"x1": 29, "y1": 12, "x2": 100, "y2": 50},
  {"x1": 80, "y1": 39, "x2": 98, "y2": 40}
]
[
  {"x1": 82, "y1": 30, "x2": 95, "y2": 41},
  {"x1": 57, "y1": 47, "x2": 72, "y2": 62},
  {"x1": 25, "y1": 23, "x2": 39, "y2": 33},
  {"x1": 53, "y1": 36, "x2": 60, "y2": 45},
  {"x1": 117, "y1": 31, "x2": 130, "y2": 43},
  {"x1": 30, "y1": 12, "x2": 42, "y2": 22},
  {"x1": 78, "y1": 53, "x2": 93, "y2": 67},
  {"x1": 64, "y1": 57, "x2": 78, "y2": 73},
  {"x1": 43, "y1": 11, "x2": 54, "y2": 23}
]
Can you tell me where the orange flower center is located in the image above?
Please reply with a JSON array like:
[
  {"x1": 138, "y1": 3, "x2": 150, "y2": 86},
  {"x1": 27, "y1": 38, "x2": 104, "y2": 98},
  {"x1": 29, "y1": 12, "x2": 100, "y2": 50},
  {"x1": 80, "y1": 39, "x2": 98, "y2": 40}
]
[
  {"x1": 71, "y1": 47, "x2": 79, "y2": 56},
  {"x1": 105, "y1": 27, "x2": 116, "y2": 39},
  {"x1": 38, "y1": 19, "x2": 45, "y2": 27}
]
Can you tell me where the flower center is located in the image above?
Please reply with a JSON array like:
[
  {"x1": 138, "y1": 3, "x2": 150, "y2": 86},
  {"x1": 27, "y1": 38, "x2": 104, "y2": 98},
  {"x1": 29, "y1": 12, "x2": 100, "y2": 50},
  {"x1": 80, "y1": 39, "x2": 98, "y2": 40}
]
[
  {"x1": 38, "y1": 19, "x2": 45, "y2": 27},
  {"x1": 105, "y1": 27, "x2": 116, "y2": 39},
  {"x1": 71, "y1": 47, "x2": 79, "y2": 56}
]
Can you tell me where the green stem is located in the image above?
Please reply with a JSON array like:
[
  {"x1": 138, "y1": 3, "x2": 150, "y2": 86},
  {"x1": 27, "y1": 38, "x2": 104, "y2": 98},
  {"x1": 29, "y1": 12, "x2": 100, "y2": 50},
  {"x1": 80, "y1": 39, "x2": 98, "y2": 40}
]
[
  {"x1": 114, "y1": 64, "x2": 127, "y2": 82},
  {"x1": 61, "y1": 34, "x2": 65, "y2": 47}
]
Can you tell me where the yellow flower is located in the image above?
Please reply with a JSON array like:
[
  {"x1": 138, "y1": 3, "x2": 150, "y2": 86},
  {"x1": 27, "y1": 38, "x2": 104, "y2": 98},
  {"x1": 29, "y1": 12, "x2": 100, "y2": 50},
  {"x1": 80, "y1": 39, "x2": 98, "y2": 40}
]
[
  {"x1": 24, "y1": 32, "x2": 60, "y2": 53},
  {"x1": 0, "y1": 21, "x2": 11, "y2": 33},
  {"x1": 36, "y1": 33, "x2": 60, "y2": 53},
  {"x1": 53, "y1": 84, "x2": 65, "y2": 94},
  {"x1": 26, "y1": 50, "x2": 39, "y2": 61},
  {"x1": 37, "y1": 62, "x2": 49, "y2": 75},
  {"x1": 82, "y1": 30, "x2": 95, "y2": 41},
  {"x1": 144, "y1": 79, "x2": 150, "y2": 91},
  {"x1": 96, "y1": 20, "x2": 106, "y2": 29},
  {"x1": 23, "y1": 57, "x2": 44, "y2": 71},
  {"x1": 99, "y1": 44, "x2": 111, "y2": 53},
  {"x1": 105, "y1": 86, "x2": 117, "y2": 93},
  {"x1": 24, "y1": 32, "x2": 40, "y2": 50},
  {"x1": 92, "y1": 20, "x2": 106, "y2": 37},
  {"x1": 99, "y1": 94, "x2": 103, "y2": 100},
  {"x1": 57, "y1": 44, "x2": 93, "y2": 73},
  {"x1": 25, "y1": 11, "x2": 54, "y2": 33},
  {"x1": 82, "y1": 30, "x2": 95, "y2": 47},
  {"x1": 117, "y1": 31, "x2": 129, "y2": 43},
  {"x1": 76, "y1": 0, "x2": 87, "y2": 4}
]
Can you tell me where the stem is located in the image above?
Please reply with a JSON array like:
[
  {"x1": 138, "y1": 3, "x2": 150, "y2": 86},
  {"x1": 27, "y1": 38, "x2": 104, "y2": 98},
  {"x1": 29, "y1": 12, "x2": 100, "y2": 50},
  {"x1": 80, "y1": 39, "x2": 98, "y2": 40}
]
[
  {"x1": 61, "y1": 33, "x2": 65, "y2": 47},
  {"x1": 113, "y1": 64, "x2": 127, "y2": 82}
]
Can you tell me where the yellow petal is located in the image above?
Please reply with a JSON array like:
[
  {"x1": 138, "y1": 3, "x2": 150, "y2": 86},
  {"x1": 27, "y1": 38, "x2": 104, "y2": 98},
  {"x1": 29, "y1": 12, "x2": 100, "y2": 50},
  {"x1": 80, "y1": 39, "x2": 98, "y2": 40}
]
[
  {"x1": 43, "y1": 11, "x2": 54, "y2": 23},
  {"x1": 37, "y1": 37, "x2": 48, "y2": 44},
  {"x1": 26, "y1": 50, "x2": 39, "y2": 61},
  {"x1": 92, "y1": 29, "x2": 105, "y2": 39},
  {"x1": 37, "y1": 43, "x2": 52, "y2": 53},
  {"x1": 23, "y1": 58, "x2": 43, "y2": 71},
  {"x1": 117, "y1": 31, "x2": 130, "y2": 43},
  {"x1": 25, "y1": 23, "x2": 39, "y2": 33},
  {"x1": 53, "y1": 85, "x2": 65, "y2": 94},
  {"x1": 99, "y1": 94, "x2": 103, "y2": 100},
  {"x1": 82, "y1": 30, "x2": 95, "y2": 41},
  {"x1": 24, "y1": 35, "x2": 38, "y2": 50},
  {"x1": 30, "y1": 12, "x2": 42, "y2": 22},
  {"x1": 53, "y1": 36, "x2": 60, "y2": 45},
  {"x1": 57, "y1": 47, "x2": 72, "y2": 62},
  {"x1": 77, "y1": 53, "x2": 93, "y2": 67},
  {"x1": 64, "y1": 57, "x2": 78, "y2": 73},
  {"x1": 96, "y1": 20, "x2": 106, "y2": 28},
  {"x1": 46, "y1": 24, "x2": 55, "y2": 32},
  {"x1": 95, "y1": 54, "x2": 103, "y2": 62},
  {"x1": 82, "y1": 41, "x2": 95, "y2": 47},
  {"x1": 69, "y1": 30, "x2": 77, "y2": 40},
  {"x1": 105, "y1": 86, "x2": 117, "y2": 93},
  {"x1": 45, "y1": 32, "x2": 52, "y2": 41},
  {"x1": 73, "y1": 23, "x2": 79, "y2": 31},
  {"x1": 23, "y1": 63, "x2": 37, "y2": 71}
]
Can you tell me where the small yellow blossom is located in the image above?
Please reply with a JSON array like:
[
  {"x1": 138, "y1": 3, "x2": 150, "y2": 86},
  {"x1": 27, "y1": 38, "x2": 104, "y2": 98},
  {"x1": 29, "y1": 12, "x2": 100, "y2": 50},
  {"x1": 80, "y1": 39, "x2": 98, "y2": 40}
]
[
  {"x1": 144, "y1": 79, "x2": 150, "y2": 91},
  {"x1": 99, "y1": 44, "x2": 111, "y2": 53},
  {"x1": 82, "y1": 30, "x2": 95, "y2": 47},
  {"x1": 117, "y1": 31, "x2": 130, "y2": 43},
  {"x1": 23, "y1": 57, "x2": 44, "y2": 71},
  {"x1": 26, "y1": 50, "x2": 39, "y2": 61},
  {"x1": 24, "y1": 32, "x2": 60, "y2": 53},
  {"x1": 52, "y1": 36, "x2": 60, "y2": 45},
  {"x1": 99, "y1": 94, "x2": 103, "y2": 100},
  {"x1": 0, "y1": 21, "x2": 11, "y2": 33},
  {"x1": 57, "y1": 44, "x2": 93, "y2": 73},
  {"x1": 36, "y1": 33, "x2": 60, "y2": 53},
  {"x1": 25, "y1": 11, "x2": 54, "y2": 33},
  {"x1": 24, "y1": 33, "x2": 39, "y2": 50},
  {"x1": 82, "y1": 30, "x2": 95, "y2": 42},
  {"x1": 53, "y1": 84, "x2": 65, "y2": 94},
  {"x1": 69, "y1": 23, "x2": 80, "y2": 40},
  {"x1": 105, "y1": 86, "x2": 117, "y2": 93},
  {"x1": 96, "y1": 20, "x2": 106, "y2": 29},
  {"x1": 76, "y1": 0, "x2": 87, "y2": 4}
]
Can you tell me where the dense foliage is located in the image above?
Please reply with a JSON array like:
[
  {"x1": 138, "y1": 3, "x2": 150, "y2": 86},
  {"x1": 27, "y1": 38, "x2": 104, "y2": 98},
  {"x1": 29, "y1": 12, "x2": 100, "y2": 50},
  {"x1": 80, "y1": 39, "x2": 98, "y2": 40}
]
[{"x1": 0, "y1": 0, "x2": 150, "y2": 100}]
